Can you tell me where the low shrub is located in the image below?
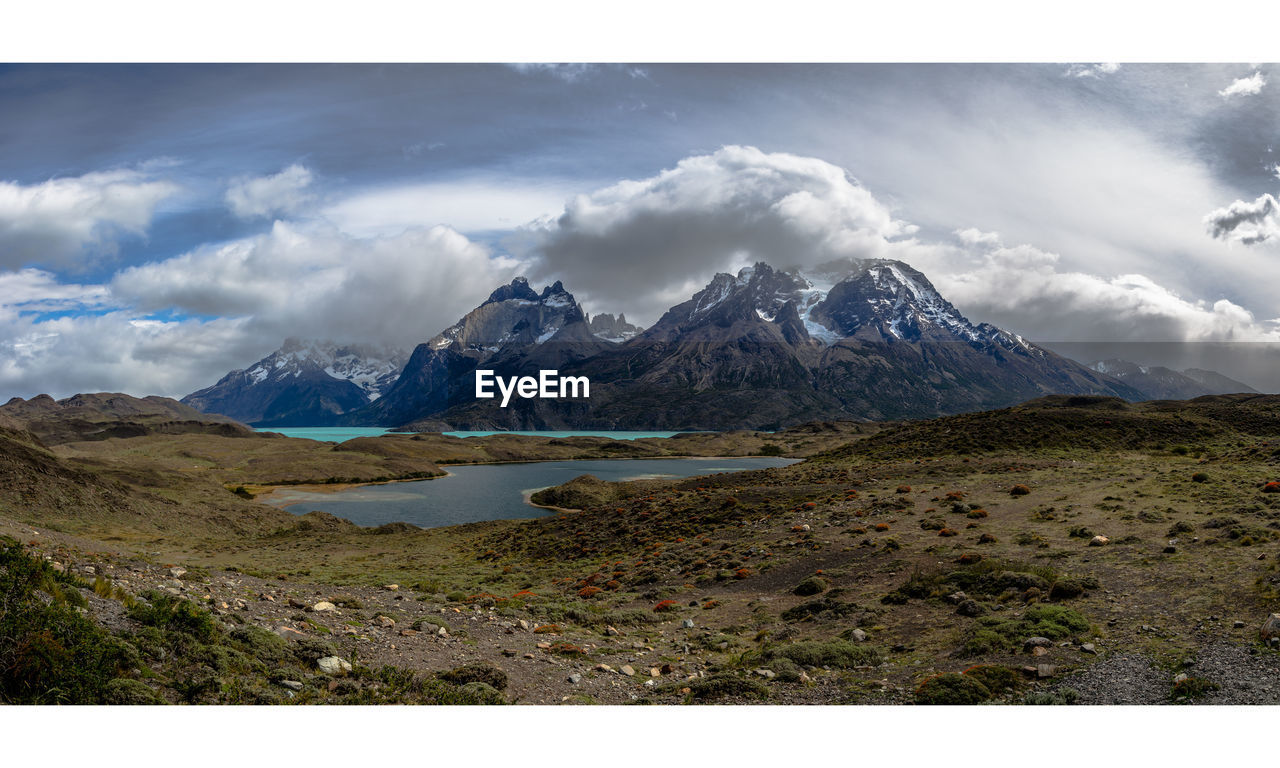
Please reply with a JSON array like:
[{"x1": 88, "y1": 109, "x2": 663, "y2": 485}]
[
  {"x1": 767, "y1": 640, "x2": 880, "y2": 668},
  {"x1": 793, "y1": 577, "x2": 828, "y2": 597},
  {"x1": 439, "y1": 663, "x2": 508, "y2": 691},
  {"x1": 914, "y1": 673, "x2": 991, "y2": 705}
]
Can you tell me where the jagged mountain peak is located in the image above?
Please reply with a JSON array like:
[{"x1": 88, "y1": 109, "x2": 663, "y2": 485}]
[
  {"x1": 430, "y1": 278, "x2": 592, "y2": 354},
  {"x1": 587, "y1": 312, "x2": 643, "y2": 342},
  {"x1": 484, "y1": 276, "x2": 541, "y2": 305},
  {"x1": 648, "y1": 258, "x2": 1037, "y2": 355}
]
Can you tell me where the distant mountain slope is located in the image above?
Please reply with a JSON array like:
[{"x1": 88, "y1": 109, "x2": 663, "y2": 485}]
[
  {"x1": 0, "y1": 392, "x2": 252, "y2": 445},
  {"x1": 1182, "y1": 367, "x2": 1259, "y2": 395},
  {"x1": 1089, "y1": 359, "x2": 1258, "y2": 400},
  {"x1": 181, "y1": 339, "x2": 407, "y2": 426}
]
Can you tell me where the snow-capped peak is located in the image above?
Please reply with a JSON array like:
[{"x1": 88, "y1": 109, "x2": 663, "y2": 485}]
[{"x1": 244, "y1": 339, "x2": 408, "y2": 401}]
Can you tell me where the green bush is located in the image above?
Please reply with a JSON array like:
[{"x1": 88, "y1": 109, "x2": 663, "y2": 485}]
[
  {"x1": 781, "y1": 597, "x2": 859, "y2": 622},
  {"x1": 685, "y1": 673, "x2": 769, "y2": 701},
  {"x1": 961, "y1": 665, "x2": 1023, "y2": 696},
  {"x1": 127, "y1": 591, "x2": 217, "y2": 643},
  {"x1": 102, "y1": 678, "x2": 166, "y2": 705},
  {"x1": 793, "y1": 576, "x2": 828, "y2": 597},
  {"x1": 961, "y1": 605, "x2": 1090, "y2": 657},
  {"x1": 768, "y1": 640, "x2": 881, "y2": 668},
  {"x1": 914, "y1": 673, "x2": 992, "y2": 704},
  {"x1": 439, "y1": 663, "x2": 509, "y2": 691},
  {"x1": 1171, "y1": 676, "x2": 1219, "y2": 701},
  {"x1": 0, "y1": 537, "x2": 137, "y2": 704}
]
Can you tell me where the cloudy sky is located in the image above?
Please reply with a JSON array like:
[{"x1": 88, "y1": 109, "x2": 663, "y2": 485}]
[{"x1": 3, "y1": 62, "x2": 1280, "y2": 398}]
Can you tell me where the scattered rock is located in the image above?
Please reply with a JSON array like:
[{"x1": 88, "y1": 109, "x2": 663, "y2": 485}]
[
  {"x1": 1036, "y1": 664, "x2": 1056, "y2": 679},
  {"x1": 1235, "y1": 620, "x2": 1247, "y2": 629},
  {"x1": 595, "y1": 663, "x2": 614, "y2": 673},
  {"x1": 375, "y1": 615, "x2": 396, "y2": 627},
  {"x1": 650, "y1": 667, "x2": 661, "y2": 677},
  {"x1": 1032, "y1": 646, "x2": 1050, "y2": 657},
  {"x1": 620, "y1": 665, "x2": 636, "y2": 677},
  {"x1": 605, "y1": 625, "x2": 621, "y2": 636},
  {"x1": 278, "y1": 680, "x2": 303, "y2": 691},
  {"x1": 384, "y1": 584, "x2": 399, "y2": 591},
  {"x1": 1024, "y1": 636, "x2": 1053, "y2": 649},
  {"x1": 168, "y1": 567, "x2": 187, "y2": 579},
  {"x1": 681, "y1": 618, "x2": 695, "y2": 629},
  {"x1": 1088, "y1": 535, "x2": 1110, "y2": 547},
  {"x1": 568, "y1": 673, "x2": 582, "y2": 684},
  {"x1": 850, "y1": 628, "x2": 868, "y2": 642},
  {"x1": 1081, "y1": 643, "x2": 1098, "y2": 654},
  {"x1": 754, "y1": 668, "x2": 776, "y2": 679},
  {"x1": 311, "y1": 601, "x2": 337, "y2": 613},
  {"x1": 946, "y1": 591, "x2": 968, "y2": 605}
]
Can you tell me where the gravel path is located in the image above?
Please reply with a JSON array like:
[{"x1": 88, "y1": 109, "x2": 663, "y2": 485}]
[
  {"x1": 1050, "y1": 653, "x2": 1171, "y2": 704},
  {"x1": 1190, "y1": 642, "x2": 1280, "y2": 704}
]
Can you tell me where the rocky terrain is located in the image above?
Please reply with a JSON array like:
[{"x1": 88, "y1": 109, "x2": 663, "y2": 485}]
[{"x1": 5, "y1": 392, "x2": 1280, "y2": 705}]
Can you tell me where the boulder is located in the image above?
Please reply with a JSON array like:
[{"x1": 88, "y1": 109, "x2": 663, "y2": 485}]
[
  {"x1": 316, "y1": 656, "x2": 352, "y2": 676},
  {"x1": 1261, "y1": 614, "x2": 1280, "y2": 643}
]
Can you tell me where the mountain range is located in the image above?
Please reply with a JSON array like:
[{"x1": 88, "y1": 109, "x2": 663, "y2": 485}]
[
  {"x1": 182, "y1": 339, "x2": 407, "y2": 427},
  {"x1": 1087, "y1": 359, "x2": 1257, "y2": 401},
  {"x1": 179, "y1": 259, "x2": 1259, "y2": 430}
]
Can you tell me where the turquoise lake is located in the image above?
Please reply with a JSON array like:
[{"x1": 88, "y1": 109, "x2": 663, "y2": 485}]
[
  {"x1": 255, "y1": 427, "x2": 692, "y2": 442},
  {"x1": 266, "y1": 457, "x2": 798, "y2": 528}
]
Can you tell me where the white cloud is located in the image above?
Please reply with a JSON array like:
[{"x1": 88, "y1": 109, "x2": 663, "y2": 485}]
[
  {"x1": 0, "y1": 269, "x2": 111, "y2": 316},
  {"x1": 322, "y1": 179, "x2": 575, "y2": 236},
  {"x1": 1, "y1": 221, "x2": 526, "y2": 399},
  {"x1": 954, "y1": 227, "x2": 1001, "y2": 247},
  {"x1": 0, "y1": 170, "x2": 177, "y2": 268},
  {"x1": 225, "y1": 164, "x2": 315, "y2": 219},
  {"x1": 507, "y1": 63, "x2": 598, "y2": 82},
  {"x1": 533, "y1": 145, "x2": 916, "y2": 322},
  {"x1": 1065, "y1": 63, "x2": 1120, "y2": 78},
  {"x1": 1204, "y1": 193, "x2": 1280, "y2": 245},
  {"x1": 1219, "y1": 71, "x2": 1267, "y2": 98},
  {"x1": 0, "y1": 311, "x2": 256, "y2": 402},
  {"x1": 112, "y1": 220, "x2": 525, "y2": 352},
  {"x1": 926, "y1": 236, "x2": 1280, "y2": 344}
]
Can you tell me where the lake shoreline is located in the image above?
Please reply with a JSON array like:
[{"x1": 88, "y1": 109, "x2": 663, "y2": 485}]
[{"x1": 254, "y1": 454, "x2": 790, "y2": 508}]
